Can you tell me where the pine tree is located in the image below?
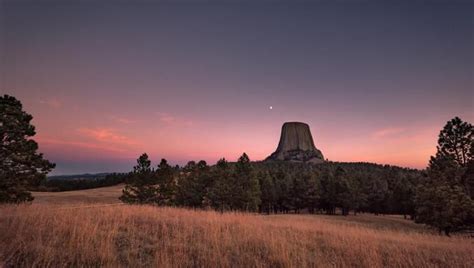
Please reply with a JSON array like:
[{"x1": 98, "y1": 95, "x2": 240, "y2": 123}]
[
  {"x1": 334, "y1": 167, "x2": 352, "y2": 216},
  {"x1": 367, "y1": 176, "x2": 389, "y2": 215},
  {"x1": 176, "y1": 161, "x2": 200, "y2": 207},
  {"x1": 302, "y1": 172, "x2": 320, "y2": 214},
  {"x1": 463, "y1": 160, "x2": 474, "y2": 199},
  {"x1": 258, "y1": 171, "x2": 276, "y2": 214},
  {"x1": 437, "y1": 116, "x2": 473, "y2": 167},
  {"x1": 392, "y1": 174, "x2": 416, "y2": 219},
  {"x1": 176, "y1": 160, "x2": 211, "y2": 208},
  {"x1": 120, "y1": 153, "x2": 158, "y2": 204},
  {"x1": 208, "y1": 158, "x2": 233, "y2": 211},
  {"x1": 416, "y1": 154, "x2": 474, "y2": 235},
  {"x1": 234, "y1": 153, "x2": 260, "y2": 211},
  {"x1": 155, "y1": 158, "x2": 176, "y2": 206},
  {"x1": 290, "y1": 171, "x2": 307, "y2": 213},
  {"x1": 0, "y1": 95, "x2": 55, "y2": 203},
  {"x1": 415, "y1": 117, "x2": 474, "y2": 235},
  {"x1": 418, "y1": 185, "x2": 473, "y2": 236},
  {"x1": 319, "y1": 169, "x2": 337, "y2": 215},
  {"x1": 273, "y1": 169, "x2": 292, "y2": 213},
  {"x1": 349, "y1": 175, "x2": 367, "y2": 216}
]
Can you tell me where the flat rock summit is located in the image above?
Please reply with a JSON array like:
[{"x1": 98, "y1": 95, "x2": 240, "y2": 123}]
[{"x1": 266, "y1": 122, "x2": 324, "y2": 163}]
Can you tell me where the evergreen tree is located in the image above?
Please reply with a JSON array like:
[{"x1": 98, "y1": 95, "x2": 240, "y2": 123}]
[
  {"x1": 208, "y1": 158, "x2": 233, "y2": 211},
  {"x1": 417, "y1": 184, "x2": 473, "y2": 236},
  {"x1": 415, "y1": 117, "x2": 474, "y2": 235},
  {"x1": 349, "y1": 175, "x2": 368, "y2": 215},
  {"x1": 176, "y1": 161, "x2": 201, "y2": 207},
  {"x1": 301, "y1": 172, "x2": 320, "y2": 214},
  {"x1": 234, "y1": 153, "x2": 260, "y2": 211},
  {"x1": 463, "y1": 160, "x2": 474, "y2": 199},
  {"x1": 273, "y1": 169, "x2": 292, "y2": 213},
  {"x1": 334, "y1": 167, "x2": 352, "y2": 216},
  {"x1": 258, "y1": 171, "x2": 276, "y2": 214},
  {"x1": 437, "y1": 116, "x2": 473, "y2": 167},
  {"x1": 120, "y1": 153, "x2": 158, "y2": 204},
  {"x1": 0, "y1": 95, "x2": 55, "y2": 203},
  {"x1": 176, "y1": 160, "x2": 212, "y2": 208},
  {"x1": 319, "y1": 169, "x2": 337, "y2": 214},
  {"x1": 290, "y1": 171, "x2": 306, "y2": 213},
  {"x1": 155, "y1": 158, "x2": 176, "y2": 206},
  {"x1": 416, "y1": 154, "x2": 474, "y2": 235},
  {"x1": 366, "y1": 176, "x2": 389, "y2": 215},
  {"x1": 392, "y1": 174, "x2": 416, "y2": 218}
]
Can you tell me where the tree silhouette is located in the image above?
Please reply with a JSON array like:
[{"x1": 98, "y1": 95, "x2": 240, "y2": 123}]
[
  {"x1": 415, "y1": 117, "x2": 474, "y2": 235},
  {"x1": 176, "y1": 160, "x2": 211, "y2": 208},
  {"x1": 234, "y1": 153, "x2": 260, "y2": 211},
  {"x1": 120, "y1": 153, "x2": 158, "y2": 204},
  {"x1": 437, "y1": 116, "x2": 473, "y2": 167},
  {"x1": 0, "y1": 95, "x2": 55, "y2": 203},
  {"x1": 155, "y1": 158, "x2": 176, "y2": 206},
  {"x1": 208, "y1": 158, "x2": 233, "y2": 211}
]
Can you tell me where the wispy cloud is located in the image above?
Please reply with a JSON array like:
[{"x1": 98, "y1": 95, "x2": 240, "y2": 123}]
[
  {"x1": 372, "y1": 127, "x2": 405, "y2": 139},
  {"x1": 37, "y1": 137, "x2": 128, "y2": 153},
  {"x1": 111, "y1": 116, "x2": 136, "y2": 124},
  {"x1": 39, "y1": 98, "x2": 62, "y2": 109},
  {"x1": 157, "y1": 112, "x2": 194, "y2": 127},
  {"x1": 158, "y1": 113, "x2": 176, "y2": 124},
  {"x1": 78, "y1": 128, "x2": 138, "y2": 146}
]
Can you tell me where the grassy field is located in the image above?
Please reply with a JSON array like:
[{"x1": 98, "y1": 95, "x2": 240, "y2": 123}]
[
  {"x1": 0, "y1": 186, "x2": 472, "y2": 267},
  {"x1": 31, "y1": 184, "x2": 124, "y2": 205}
]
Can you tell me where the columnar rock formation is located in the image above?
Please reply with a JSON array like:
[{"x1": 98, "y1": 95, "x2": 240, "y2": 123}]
[{"x1": 266, "y1": 122, "x2": 324, "y2": 163}]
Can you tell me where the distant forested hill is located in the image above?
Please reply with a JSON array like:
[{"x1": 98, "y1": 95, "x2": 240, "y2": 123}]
[
  {"x1": 37, "y1": 173, "x2": 128, "y2": 192},
  {"x1": 47, "y1": 173, "x2": 111, "y2": 181}
]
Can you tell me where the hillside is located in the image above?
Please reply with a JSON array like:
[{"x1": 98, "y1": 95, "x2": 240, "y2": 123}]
[
  {"x1": 47, "y1": 173, "x2": 110, "y2": 180},
  {"x1": 32, "y1": 184, "x2": 124, "y2": 205},
  {"x1": 0, "y1": 204, "x2": 472, "y2": 267}
]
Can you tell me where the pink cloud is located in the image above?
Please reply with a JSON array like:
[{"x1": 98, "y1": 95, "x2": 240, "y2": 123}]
[
  {"x1": 35, "y1": 136, "x2": 141, "y2": 162},
  {"x1": 39, "y1": 98, "x2": 62, "y2": 109},
  {"x1": 372, "y1": 127, "x2": 405, "y2": 139},
  {"x1": 157, "y1": 112, "x2": 194, "y2": 127},
  {"x1": 37, "y1": 137, "x2": 128, "y2": 153},
  {"x1": 78, "y1": 128, "x2": 139, "y2": 146},
  {"x1": 158, "y1": 113, "x2": 176, "y2": 123},
  {"x1": 111, "y1": 116, "x2": 136, "y2": 124}
]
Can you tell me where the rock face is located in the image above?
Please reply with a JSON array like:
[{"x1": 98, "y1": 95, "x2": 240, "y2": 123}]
[{"x1": 266, "y1": 122, "x2": 324, "y2": 163}]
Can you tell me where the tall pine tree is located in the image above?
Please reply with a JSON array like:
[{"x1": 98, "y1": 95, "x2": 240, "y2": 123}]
[
  {"x1": 234, "y1": 153, "x2": 260, "y2": 211},
  {"x1": 155, "y1": 158, "x2": 176, "y2": 206},
  {"x1": 415, "y1": 117, "x2": 474, "y2": 235},
  {"x1": 0, "y1": 95, "x2": 55, "y2": 203},
  {"x1": 120, "y1": 153, "x2": 158, "y2": 204},
  {"x1": 208, "y1": 158, "x2": 233, "y2": 211},
  {"x1": 437, "y1": 117, "x2": 473, "y2": 167}
]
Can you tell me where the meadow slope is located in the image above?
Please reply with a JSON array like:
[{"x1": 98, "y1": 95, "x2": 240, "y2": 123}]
[
  {"x1": 31, "y1": 184, "x2": 124, "y2": 205},
  {"x1": 0, "y1": 203, "x2": 472, "y2": 267}
]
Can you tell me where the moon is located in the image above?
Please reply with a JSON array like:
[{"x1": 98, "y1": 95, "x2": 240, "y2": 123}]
[{"x1": 269, "y1": 106, "x2": 273, "y2": 110}]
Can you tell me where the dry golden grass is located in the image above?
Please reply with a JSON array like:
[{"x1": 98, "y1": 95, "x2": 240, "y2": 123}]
[
  {"x1": 0, "y1": 204, "x2": 472, "y2": 267},
  {"x1": 31, "y1": 184, "x2": 124, "y2": 205}
]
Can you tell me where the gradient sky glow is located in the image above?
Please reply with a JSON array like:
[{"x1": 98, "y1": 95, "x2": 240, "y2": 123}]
[{"x1": 1, "y1": 0, "x2": 473, "y2": 175}]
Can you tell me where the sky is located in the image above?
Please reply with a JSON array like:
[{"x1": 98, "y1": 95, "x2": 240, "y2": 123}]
[{"x1": 1, "y1": 0, "x2": 473, "y2": 175}]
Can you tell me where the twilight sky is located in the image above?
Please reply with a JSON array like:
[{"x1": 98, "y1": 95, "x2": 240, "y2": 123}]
[{"x1": 1, "y1": 0, "x2": 473, "y2": 175}]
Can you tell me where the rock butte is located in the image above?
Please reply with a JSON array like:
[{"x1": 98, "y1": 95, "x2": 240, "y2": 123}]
[{"x1": 266, "y1": 122, "x2": 325, "y2": 163}]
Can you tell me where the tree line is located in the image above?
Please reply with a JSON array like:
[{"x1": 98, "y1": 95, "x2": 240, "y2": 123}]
[{"x1": 120, "y1": 153, "x2": 421, "y2": 217}]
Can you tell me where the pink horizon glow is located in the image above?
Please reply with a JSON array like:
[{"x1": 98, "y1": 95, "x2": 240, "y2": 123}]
[{"x1": 25, "y1": 95, "x2": 464, "y2": 173}]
